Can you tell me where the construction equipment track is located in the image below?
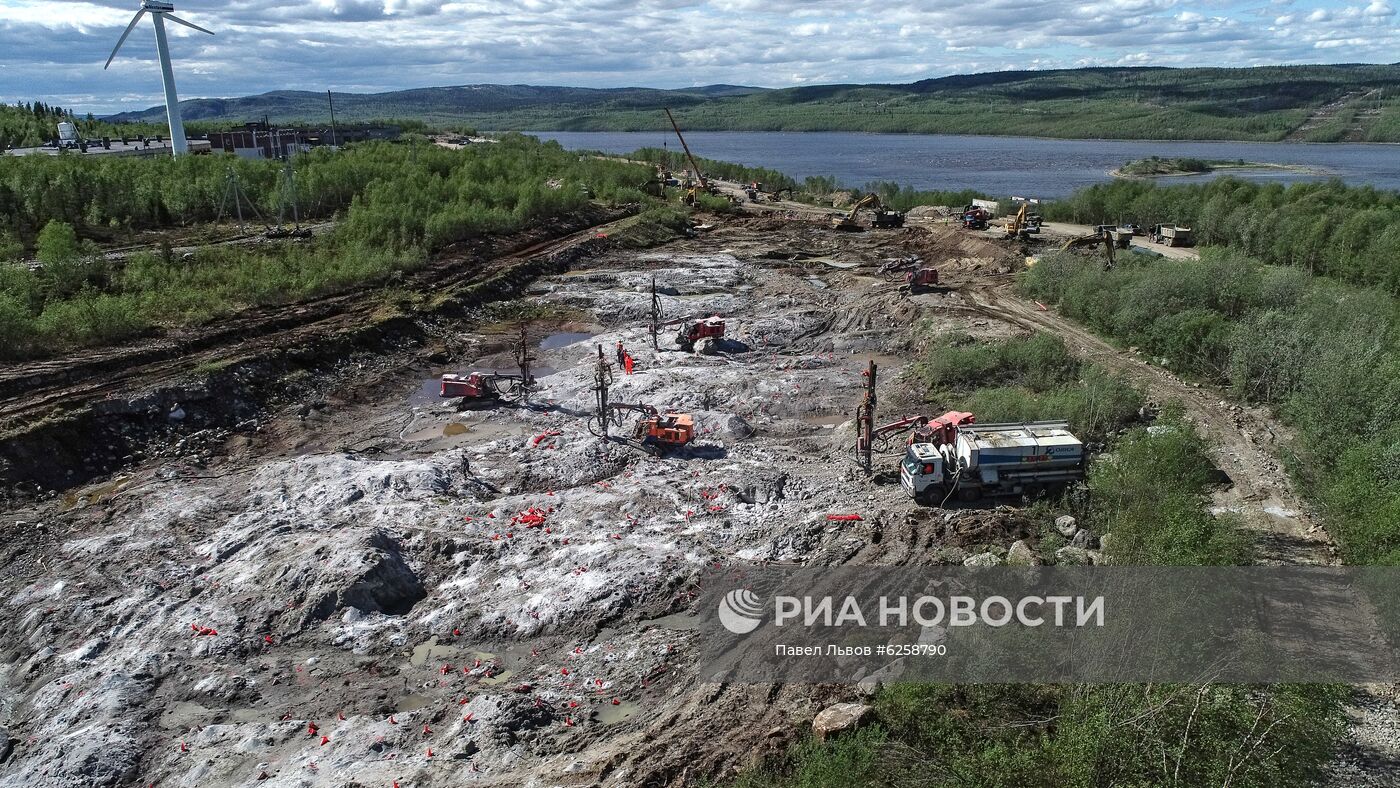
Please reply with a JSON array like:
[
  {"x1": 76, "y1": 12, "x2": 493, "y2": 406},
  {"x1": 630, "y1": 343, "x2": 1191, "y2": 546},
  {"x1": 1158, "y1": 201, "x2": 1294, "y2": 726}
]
[{"x1": 0, "y1": 208, "x2": 636, "y2": 436}]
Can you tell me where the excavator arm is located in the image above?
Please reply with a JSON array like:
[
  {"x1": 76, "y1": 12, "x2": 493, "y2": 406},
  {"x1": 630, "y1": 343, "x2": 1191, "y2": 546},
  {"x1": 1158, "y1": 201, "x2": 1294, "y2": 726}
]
[
  {"x1": 1059, "y1": 230, "x2": 1116, "y2": 270},
  {"x1": 664, "y1": 108, "x2": 707, "y2": 193},
  {"x1": 831, "y1": 193, "x2": 886, "y2": 231}
]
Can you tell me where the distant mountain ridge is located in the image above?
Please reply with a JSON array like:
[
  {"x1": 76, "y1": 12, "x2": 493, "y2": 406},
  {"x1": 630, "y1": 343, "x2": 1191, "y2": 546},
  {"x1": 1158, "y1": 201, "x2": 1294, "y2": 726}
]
[
  {"x1": 104, "y1": 65, "x2": 1400, "y2": 142},
  {"x1": 105, "y1": 83, "x2": 771, "y2": 123}
]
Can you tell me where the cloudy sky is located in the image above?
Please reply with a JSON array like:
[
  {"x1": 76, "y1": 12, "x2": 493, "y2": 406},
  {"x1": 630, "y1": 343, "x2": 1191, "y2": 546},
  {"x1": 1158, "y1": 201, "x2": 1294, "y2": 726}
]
[{"x1": 1, "y1": 0, "x2": 1396, "y2": 115}]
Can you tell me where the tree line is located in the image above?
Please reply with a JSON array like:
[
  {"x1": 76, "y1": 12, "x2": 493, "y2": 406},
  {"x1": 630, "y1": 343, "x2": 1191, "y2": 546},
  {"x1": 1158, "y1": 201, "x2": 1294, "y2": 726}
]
[
  {"x1": 1022, "y1": 248, "x2": 1400, "y2": 566},
  {"x1": 1044, "y1": 177, "x2": 1400, "y2": 294},
  {"x1": 0, "y1": 135, "x2": 656, "y2": 359}
]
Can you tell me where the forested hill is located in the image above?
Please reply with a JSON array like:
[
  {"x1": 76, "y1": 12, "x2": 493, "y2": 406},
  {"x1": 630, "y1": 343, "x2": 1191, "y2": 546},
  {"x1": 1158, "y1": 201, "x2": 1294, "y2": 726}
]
[{"x1": 102, "y1": 64, "x2": 1400, "y2": 142}]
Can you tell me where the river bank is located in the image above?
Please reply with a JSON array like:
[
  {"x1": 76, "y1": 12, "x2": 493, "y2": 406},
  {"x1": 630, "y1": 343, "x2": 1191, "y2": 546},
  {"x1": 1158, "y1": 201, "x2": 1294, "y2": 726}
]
[{"x1": 534, "y1": 131, "x2": 1400, "y2": 198}]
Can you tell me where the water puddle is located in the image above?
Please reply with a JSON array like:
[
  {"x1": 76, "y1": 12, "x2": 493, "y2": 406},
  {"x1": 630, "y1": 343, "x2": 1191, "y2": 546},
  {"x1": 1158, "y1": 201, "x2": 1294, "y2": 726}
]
[
  {"x1": 403, "y1": 420, "x2": 533, "y2": 445},
  {"x1": 478, "y1": 668, "x2": 515, "y2": 686},
  {"x1": 409, "y1": 636, "x2": 457, "y2": 667},
  {"x1": 595, "y1": 700, "x2": 641, "y2": 725},
  {"x1": 396, "y1": 693, "x2": 431, "y2": 712},
  {"x1": 159, "y1": 701, "x2": 214, "y2": 730},
  {"x1": 646, "y1": 612, "x2": 702, "y2": 631},
  {"x1": 60, "y1": 475, "x2": 134, "y2": 511},
  {"x1": 539, "y1": 330, "x2": 598, "y2": 350},
  {"x1": 804, "y1": 413, "x2": 849, "y2": 429}
]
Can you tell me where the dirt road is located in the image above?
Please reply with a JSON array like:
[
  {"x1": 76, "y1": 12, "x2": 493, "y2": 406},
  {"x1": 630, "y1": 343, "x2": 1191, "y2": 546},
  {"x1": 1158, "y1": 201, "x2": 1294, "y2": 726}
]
[
  {"x1": 1040, "y1": 221, "x2": 1200, "y2": 260},
  {"x1": 950, "y1": 283, "x2": 1330, "y2": 565}
]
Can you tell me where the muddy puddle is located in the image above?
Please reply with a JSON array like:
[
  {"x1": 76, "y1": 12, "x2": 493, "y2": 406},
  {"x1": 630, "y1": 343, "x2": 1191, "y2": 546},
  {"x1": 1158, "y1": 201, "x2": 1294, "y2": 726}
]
[
  {"x1": 539, "y1": 329, "x2": 599, "y2": 350},
  {"x1": 595, "y1": 699, "x2": 641, "y2": 724},
  {"x1": 804, "y1": 413, "x2": 850, "y2": 429},
  {"x1": 402, "y1": 419, "x2": 533, "y2": 445},
  {"x1": 59, "y1": 475, "x2": 134, "y2": 511},
  {"x1": 646, "y1": 612, "x2": 703, "y2": 631}
]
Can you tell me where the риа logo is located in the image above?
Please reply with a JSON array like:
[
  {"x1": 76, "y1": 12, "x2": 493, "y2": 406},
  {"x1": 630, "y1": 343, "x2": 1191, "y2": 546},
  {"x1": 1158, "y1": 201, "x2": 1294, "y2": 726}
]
[{"x1": 718, "y1": 589, "x2": 764, "y2": 634}]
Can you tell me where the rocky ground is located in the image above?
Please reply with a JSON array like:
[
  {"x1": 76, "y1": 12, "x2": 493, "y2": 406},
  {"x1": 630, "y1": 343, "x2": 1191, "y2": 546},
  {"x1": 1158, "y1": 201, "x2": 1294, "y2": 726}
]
[{"x1": 0, "y1": 211, "x2": 1393, "y2": 786}]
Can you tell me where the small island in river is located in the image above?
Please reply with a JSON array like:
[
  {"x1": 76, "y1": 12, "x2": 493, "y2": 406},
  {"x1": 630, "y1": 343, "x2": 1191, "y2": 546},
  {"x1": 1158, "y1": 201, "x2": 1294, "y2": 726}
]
[{"x1": 1111, "y1": 156, "x2": 1324, "y2": 179}]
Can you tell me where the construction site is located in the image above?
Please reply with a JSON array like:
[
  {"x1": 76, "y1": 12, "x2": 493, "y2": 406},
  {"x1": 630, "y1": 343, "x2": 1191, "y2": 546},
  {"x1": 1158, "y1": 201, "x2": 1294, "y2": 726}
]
[{"x1": 0, "y1": 150, "x2": 1355, "y2": 785}]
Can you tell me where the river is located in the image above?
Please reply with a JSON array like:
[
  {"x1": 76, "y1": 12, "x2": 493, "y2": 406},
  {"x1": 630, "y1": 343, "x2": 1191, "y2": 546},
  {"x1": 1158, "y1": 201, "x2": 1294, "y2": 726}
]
[{"x1": 532, "y1": 131, "x2": 1400, "y2": 198}]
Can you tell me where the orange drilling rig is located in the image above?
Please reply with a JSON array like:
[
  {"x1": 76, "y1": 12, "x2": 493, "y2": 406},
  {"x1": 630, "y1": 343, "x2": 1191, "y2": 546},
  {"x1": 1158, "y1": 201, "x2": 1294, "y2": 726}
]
[{"x1": 589, "y1": 345, "x2": 694, "y2": 453}]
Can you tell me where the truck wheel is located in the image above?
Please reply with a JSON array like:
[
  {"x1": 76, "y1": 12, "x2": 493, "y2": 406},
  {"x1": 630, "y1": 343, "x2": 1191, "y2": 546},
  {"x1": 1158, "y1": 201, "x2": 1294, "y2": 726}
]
[{"x1": 958, "y1": 487, "x2": 981, "y2": 503}]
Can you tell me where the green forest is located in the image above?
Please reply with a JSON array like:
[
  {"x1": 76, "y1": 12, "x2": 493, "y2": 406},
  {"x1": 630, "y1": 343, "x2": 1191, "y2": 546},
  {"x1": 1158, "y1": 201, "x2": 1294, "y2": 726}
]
[
  {"x1": 102, "y1": 65, "x2": 1400, "y2": 142},
  {"x1": 0, "y1": 135, "x2": 657, "y2": 359},
  {"x1": 0, "y1": 101, "x2": 167, "y2": 150},
  {"x1": 1045, "y1": 177, "x2": 1400, "y2": 294}
]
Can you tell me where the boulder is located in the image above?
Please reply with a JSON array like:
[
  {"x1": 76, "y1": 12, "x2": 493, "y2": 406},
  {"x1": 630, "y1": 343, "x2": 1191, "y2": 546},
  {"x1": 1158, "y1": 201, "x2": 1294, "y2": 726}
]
[
  {"x1": 1098, "y1": 533, "x2": 1113, "y2": 555},
  {"x1": 1054, "y1": 515, "x2": 1079, "y2": 538},
  {"x1": 1005, "y1": 540, "x2": 1039, "y2": 566},
  {"x1": 963, "y1": 552, "x2": 1003, "y2": 568},
  {"x1": 1055, "y1": 546, "x2": 1092, "y2": 566},
  {"x1": 935, "y1": 546, "x2": 969, "y2": 565},
  {"x1": 1070, "y1": 529, "x2": 1098, "y2": 549},
  {"x1": 812, "y1": 703, "x2": 874, "y2": 740}
]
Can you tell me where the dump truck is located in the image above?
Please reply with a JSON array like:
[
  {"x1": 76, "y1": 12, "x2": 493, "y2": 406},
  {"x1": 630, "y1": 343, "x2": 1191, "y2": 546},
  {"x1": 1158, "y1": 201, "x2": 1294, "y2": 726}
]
[
  {"x1": 1151, "y1": 224, "x2": 1194, "y2": 247},
  {"x1": 900, "y1": 420, "x2": 1085, "y2": 504}
]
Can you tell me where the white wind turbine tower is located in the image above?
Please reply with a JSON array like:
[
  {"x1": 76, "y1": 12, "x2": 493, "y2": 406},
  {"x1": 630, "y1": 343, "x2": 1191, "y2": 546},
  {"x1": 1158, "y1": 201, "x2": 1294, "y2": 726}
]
[{"x1": 104, "y1": 1, "x2": 215, "y2": 155}]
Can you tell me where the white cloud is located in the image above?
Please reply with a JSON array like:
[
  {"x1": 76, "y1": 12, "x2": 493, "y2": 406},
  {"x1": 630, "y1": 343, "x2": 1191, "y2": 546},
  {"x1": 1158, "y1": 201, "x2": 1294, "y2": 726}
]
[{"x1": 0, "y1": 0, "x2": 1395, "y2": 114}]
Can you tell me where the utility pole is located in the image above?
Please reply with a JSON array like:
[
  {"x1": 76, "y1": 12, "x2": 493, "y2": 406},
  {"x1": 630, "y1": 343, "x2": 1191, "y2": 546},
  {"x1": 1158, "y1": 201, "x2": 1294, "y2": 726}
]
[
  {"x1": 327, "y1": 90, "x2": 339, "y2": 147},
  {"x1": 855, "y1": 360, "x2": 878, "y2": 474}
]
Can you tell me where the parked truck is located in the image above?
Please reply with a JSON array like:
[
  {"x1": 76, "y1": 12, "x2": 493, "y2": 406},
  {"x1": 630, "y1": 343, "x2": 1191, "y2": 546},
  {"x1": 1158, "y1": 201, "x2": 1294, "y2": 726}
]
[
  {"x1": 1151, "y1": 224, "x2": 1194, "y2": 247},
  {"x1": 900, "y1": 421, "x2": 1085, "y2": 504}
]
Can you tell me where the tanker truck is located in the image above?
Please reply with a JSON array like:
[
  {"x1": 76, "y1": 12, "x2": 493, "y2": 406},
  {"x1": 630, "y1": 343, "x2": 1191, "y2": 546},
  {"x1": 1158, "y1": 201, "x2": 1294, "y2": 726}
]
[{"x1": 900, "y1": 420, "x2": 1085, "y2": 504}]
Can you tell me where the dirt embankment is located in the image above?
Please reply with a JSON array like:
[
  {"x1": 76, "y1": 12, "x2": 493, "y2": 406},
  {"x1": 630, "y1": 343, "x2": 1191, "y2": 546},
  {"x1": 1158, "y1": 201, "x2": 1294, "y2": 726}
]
[{"x1": 0, "y1": 206, "x2": 638, "y2": 502}]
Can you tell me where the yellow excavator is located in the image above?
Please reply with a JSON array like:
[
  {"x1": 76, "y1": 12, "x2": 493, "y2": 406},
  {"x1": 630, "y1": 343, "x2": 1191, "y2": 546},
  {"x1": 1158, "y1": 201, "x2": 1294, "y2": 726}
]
[
  {"x1": 1059, "y1": 229, "x2": 1116, "y2": 270},
  {"x1": 829, "y1": 193, "x2": 906, "y2": 231}
]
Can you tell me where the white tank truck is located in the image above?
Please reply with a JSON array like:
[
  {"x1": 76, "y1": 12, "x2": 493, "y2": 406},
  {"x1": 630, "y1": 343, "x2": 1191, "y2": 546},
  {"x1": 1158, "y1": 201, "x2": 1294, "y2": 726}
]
[{"x1": 901, "y1": 420, "x2": 1086, "y2": 505}]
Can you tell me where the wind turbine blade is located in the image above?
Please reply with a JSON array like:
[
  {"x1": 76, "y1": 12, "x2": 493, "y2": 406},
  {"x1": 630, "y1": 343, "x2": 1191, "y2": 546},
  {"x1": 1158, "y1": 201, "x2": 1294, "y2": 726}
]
[
  {"x1": 104, "y1": 9, "x2": 147, "y2": 69},
  {"x1": 163, "y1": 13, "x2": 215, "y2": 36}
]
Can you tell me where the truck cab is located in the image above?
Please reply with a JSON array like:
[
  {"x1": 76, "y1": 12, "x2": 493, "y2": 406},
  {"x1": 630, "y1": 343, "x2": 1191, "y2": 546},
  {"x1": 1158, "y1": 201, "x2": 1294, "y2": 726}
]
[{"x1": 900, "y1": 442, "x2": 949, "y2": 504}]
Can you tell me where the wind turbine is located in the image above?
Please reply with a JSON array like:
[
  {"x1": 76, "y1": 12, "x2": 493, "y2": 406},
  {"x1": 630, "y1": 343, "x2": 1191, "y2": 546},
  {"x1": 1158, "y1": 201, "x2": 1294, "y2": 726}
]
[{"x1": 104, "y1": 1, "x2": 214, "y2": 156}]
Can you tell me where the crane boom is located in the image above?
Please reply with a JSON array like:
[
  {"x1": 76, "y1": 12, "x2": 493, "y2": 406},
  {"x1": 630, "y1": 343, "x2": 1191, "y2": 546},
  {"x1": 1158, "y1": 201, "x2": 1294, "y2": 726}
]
[{"x1": 664, "y1": 108, "x2": 708, "y2": 191}]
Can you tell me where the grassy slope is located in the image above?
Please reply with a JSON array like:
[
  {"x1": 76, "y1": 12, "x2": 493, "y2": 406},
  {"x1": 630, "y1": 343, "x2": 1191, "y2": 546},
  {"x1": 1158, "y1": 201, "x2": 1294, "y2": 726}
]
[{"x1": 102, "y1": 65, "x2": 1400, "y2": 142}]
